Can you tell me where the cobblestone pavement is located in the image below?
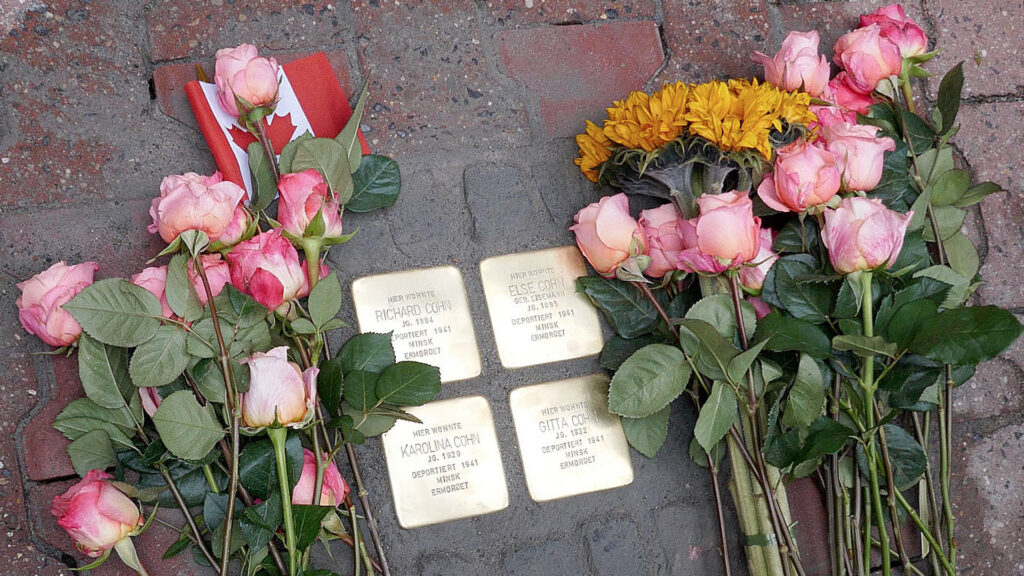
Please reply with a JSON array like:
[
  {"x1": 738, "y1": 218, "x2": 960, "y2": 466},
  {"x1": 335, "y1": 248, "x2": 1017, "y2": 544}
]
[{"x1": 1, "y1": 0, "x2": 1021, "y2": 574}]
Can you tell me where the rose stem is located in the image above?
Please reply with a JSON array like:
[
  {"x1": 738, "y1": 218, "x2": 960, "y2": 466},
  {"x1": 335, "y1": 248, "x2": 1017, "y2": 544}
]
[
  {"x1": 269, "y1": 427, "x2": 299, "y2": 575},
  {"x1": 252, "y1": 118, "x2": 280, "y2": 182}
]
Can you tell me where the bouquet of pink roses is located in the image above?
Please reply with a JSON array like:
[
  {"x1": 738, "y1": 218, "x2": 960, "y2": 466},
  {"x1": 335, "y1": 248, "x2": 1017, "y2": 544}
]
[{"x1": 18, "y1": 45, "x2": 426, "y2": 576}]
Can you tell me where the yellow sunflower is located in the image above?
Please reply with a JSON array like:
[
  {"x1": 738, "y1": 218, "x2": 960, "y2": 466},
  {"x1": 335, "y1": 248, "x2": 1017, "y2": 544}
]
[
  {"x1": 602, "y1": 82, "x2": 689, "y2": 152},
  {"x1": 574, "y1": 120, "x2": 613, "y2": 183}
]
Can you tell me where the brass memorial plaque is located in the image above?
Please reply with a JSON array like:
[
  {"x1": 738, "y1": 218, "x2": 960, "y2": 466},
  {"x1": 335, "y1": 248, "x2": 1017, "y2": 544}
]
[
  {"x1": 351, "y1": 266, "x2": 481, "y2": 383},
  {"x1": 510, "y1": 374, "x2": 633, "y2": 502},
  {"x1": 381, "y1": 395, "x2": 509, "y2": 529},
  {"x1": 479, "y1": 246, "x2": 603, "y2": 368}
]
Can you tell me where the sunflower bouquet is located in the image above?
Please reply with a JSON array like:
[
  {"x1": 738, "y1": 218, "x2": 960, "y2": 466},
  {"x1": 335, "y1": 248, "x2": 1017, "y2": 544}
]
[{"x1": 570, "y1": 4, "x2": 1021, "y2": 576}]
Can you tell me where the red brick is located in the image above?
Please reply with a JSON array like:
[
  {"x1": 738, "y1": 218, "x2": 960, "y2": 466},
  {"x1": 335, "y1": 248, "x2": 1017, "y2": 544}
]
[
  {"x1": 657, "y1": 0, "x2": 770, "y2": 85},
  {"x1": 154, "y1": 50, "x2": 358, "y2": 128},
  {"x1": 923, "y1": 0, "x2": 1024, "y2": 99},
  {"x1": 496, "y1": 21, "x2": 663, "y2": 137},
  {"x1": 481, "y1": 0, "x2": 656, "y2": 27},
  {"x1": 786, "y1": 477, "x2": 830, "y2": 576},
  {"x1": 24, "y1": 355, "x2": 83, "y2": 481},
  {"x1": 351, "y1": 0, "x2": 529, "y2": 155}
]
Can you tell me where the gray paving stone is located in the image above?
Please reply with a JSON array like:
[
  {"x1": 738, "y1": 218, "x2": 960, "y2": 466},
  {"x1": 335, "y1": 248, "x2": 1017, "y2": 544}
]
[
  {"x1": 504, "y1": 538, "x2": 584, "y2": 576},
  {"x1": 583, "y1": 514, "x2": 646, "y2": 576}
]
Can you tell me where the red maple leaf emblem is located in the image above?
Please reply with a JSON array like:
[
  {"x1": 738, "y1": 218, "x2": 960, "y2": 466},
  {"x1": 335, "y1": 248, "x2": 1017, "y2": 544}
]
[{"x1": 227, "y1": 112, "x2": 299, "y2": 155}]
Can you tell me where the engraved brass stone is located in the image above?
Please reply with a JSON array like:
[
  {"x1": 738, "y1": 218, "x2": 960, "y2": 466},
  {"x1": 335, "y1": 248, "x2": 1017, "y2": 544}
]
[
  {"x1": 351, "y1": 266, "x2": 481, "y2": 383},
  {"x1": 479, "y1": 246, "x2": 603, "y2": 368},
  {"x1": 509, "y1": 374, "x2": 634, "y2": 502},
  {"x1": 381, "y1": 395, "x2": 510, "y2": 529}
]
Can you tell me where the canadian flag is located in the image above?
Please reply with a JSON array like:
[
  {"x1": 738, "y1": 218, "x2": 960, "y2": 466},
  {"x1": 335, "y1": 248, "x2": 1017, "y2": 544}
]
[{"x1": 185, "y1": 52, "x2": 369, "y2": 198}]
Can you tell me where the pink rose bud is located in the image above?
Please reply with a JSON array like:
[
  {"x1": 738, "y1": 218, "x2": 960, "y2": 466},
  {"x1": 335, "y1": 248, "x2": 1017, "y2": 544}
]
[
  {"x1": 139, "y1": 387, "x2": 162, "y2": 418},
  {"x1": 829, "y1": 72, "x2": 878, "y2": 115},
  {"x1": 226, "y1": 229, "x2": 310, "y2": 312},
  {"x1": 822, "y1": 197, "x2": 913, "y2": 274},
  {"x1": 859, "y1": 4, "x2": 928, "y2": 57},
  {"x1": 570, "y1": 193, "x2": 646, "y2": 277},
  {"x1": 239, "y1": 347, "x2": 317, "y2": 428},
  {"x1": 277, "y1": 170, "x2": 344, "y2": 238},
  {"x1": 50, "y1": 470, "x2": 142, "y2": 557},
  {"x1": 757, "y1": 140, "x2": 841, "y2": 213},
  {"x1": 820, "y1": 122, "x2": 897, "y2": 191},
  {"x1": 834, "y1": 24, "x2": 903, "y2": 93},
  {"x1": 676, "y1": 191, "x2": 762, "y2": 275},
  {"x1": 130, "y1": 266, "x2": 173, "y2": 319},
  {"x1": 214, "y1": 44, "x2": 280, "y2": 118},
  {"x1": 188, "y1": 253, "x2": 232, "y2": 306},
  {"x1": 16, "y1": 261, "x2": 99, "y2": 347},
  {"x1": 739, "y1": 229, "x2": 779, "y2": 292},
  {"x1": 752, "y1": 30, "x2": 831, "y2": 97},
  {"x1": 210, "y1": 205, "x2": 252, "y2": 251},
  {"x1": 292, "y1": 449, "x2": 350, "y2": 506},
  {"x1": 148, "y1": 171, "x2": 247, "y2": 245},
  {"x1": 639, "y1": 203, "x2": 685, "y2": 279}
]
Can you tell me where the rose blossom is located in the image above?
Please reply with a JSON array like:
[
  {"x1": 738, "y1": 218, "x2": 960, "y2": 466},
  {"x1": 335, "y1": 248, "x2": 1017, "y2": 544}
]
[
  {"x1": 820, "y1": 122, "x2": 897, "y2": 191},
  {"x1": 226, "y1": 229, "x2": 311, "y2": 312},
  {"x1": 51, "y1": 470, "x2": 142, "y2": 557},
  {"x1": 214, "y1": 44, "x2": 280, "y2": 118},
  {"x1": 757, "y1": 140, "x2": 841, "y2": 213},
  {"x1": 16, "y1": 261, "x2": 99, "y2": 347},
  {"x1": 860, "y1": 4, "x2": 928, "y2": 58},
  {"x1": 752, "y1": 30, "x2": 831, "y2": 97},
  {"x1": 210, "y1": 204, "x2": 251, "y2": 251},
  {"x1": 571, "y1": 193, "x2": 646, "y2": 277},
  {"x1": 239, "y1": 347, "x2": 317, "y2": 428},
  {"x1": 277, "y1": 169, "x2": 344, "y2": 238},
  {"x1": 139, "y1": 388, "x2": 162, "y2": 418},
  {"x1": 639, "y1": 203, "x2": 685, "y2": 279},
  {"x1": 821, "y1": 197, "x2": 912, "y2": 274},
  {"x1": 130, "y1": 266, "x2": 173, "y2": 319},
  {"x1": 188, "y1": 253, "x2": 232, "y2": 306},
  {"x1": 739, "y1": 229, "x2": 779, "y2": 292},
  {"x1": 292, "y1": 449, "x2": 350, "y2": 506},
  {"x1": 748, "y1": 297, "x2": 774, "y2": 320},
  {"x1": 148, "y1": 172, "x2": 247, "y2": 244},
  {"x1": 834, "y1": 24, "x2": 903, "y2": 93},
  {"x1": 676, "y1": 191, "x2": 761, "y2": 275}
]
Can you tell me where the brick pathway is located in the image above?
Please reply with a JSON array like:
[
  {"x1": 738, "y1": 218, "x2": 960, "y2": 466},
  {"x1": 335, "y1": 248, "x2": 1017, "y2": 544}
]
[{"x1": 1, "y1": 1, "x2": 1021, "y2": 574}]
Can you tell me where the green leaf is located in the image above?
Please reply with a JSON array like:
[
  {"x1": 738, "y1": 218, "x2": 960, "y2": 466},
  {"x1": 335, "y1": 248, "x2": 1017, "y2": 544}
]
[
  {"x1": 914, "y1": 265, "x2": 973, "y2": 309},
  {"x1": 204, "y1": 492, "x2": 231, "y2": 534},
  {"x1": 886, "y1": 299, "x2": 938, "y2": 350},
  {"x1": 54, "y1": 416, "x2": 135, "y2": 450},
  {"x1": 753, "y1": 313, "x2": 832, "y2": 358},
  {"x1": 782, "y1": 355, "x2": 825, "y2": 429},
  {"x1": 936, "y1": 62, "x2": 964, "y2": 133},
  {"x1": 308, "y1": 272, "x2": 342, "y2": 329},
  {"x1": 599, "y1": 334, "x2": 665, "y2": 372},
  {"x1": 351, "y1": 410, "x2": 396, "y2": 438},
  {"x1": 279, "y1": 131, "x2": 313, "y2": 174},
  {"x1": 881, "y1": 424, "x2": 928, "y2": 490},
  {"x1": 247, "y1": 141, "x2": 276, "y2": 213},
  {"x1": 576, "y1": 276, "x2": 659, "y2": 339},
  {"x1": 607, "y1": 344, "x2": 690, "y2": 418},
  {"x1": 678, "y1": 319, "x2": 739, "y2": 382},
  {"x1": 688, "y1": 436, "x2": 726, "y2": 469},
  {"x1": 909, "y1": 306, "x2": 1023, "y2": 364},
  {"x1": 290, "y1": 318, "x2": 317, "y2": 335},
  {"x1": 67, "y1": 429, "x2": 116, "y2": 476},
  {"x1": 944, "y1": 232, "x2": 980, "y2": 279},
  {"x1": 927, "y1": 169, "x2": 970, "y2": 206},
  {"x1": 899, "y1": 108, "x2": 936, "y2": 153},
  {"x1": 686, "y1": 294, "x2": 756, "y2": 341},
  {"x1": 63, "y1": 278, "x2": 163, "y2": 347},
  {"x1": 129, "y1": 325, "x2": 189, "y2": 388},
  {"x1": 766, "y1": 255, "x2": 832, "y2": 324},
  {"x1": 55, "y1": 397, "x2": 136, "y2": 432},
  {"x1": 78, "y1": 334, "x2": 133, "y2": 410},
  {"x1": 152, "y1": 391, "x2": 225, "y2": 461},
  {"x1": 291, "y1": 137, "x2": 353, "y2": 204},
  {"x1": 347, "y1": 155, "x2": 401, "y2": 212},
  {"x1": 240, "y1": 493, "x2": 282, "y2": 555},
  {"x1": 293, "y1": 505, "x2": 332, "y2": 549},
  {"x1": 238, "y1": 434, "x2": 303, "y2": 500},
  {"x1": 621, "y1": 406, "x2": 670, "y2": 458},
  {"x1": 342, "y1": 371, "x2": 379, "y2": 412},
  {"x1": 916, "y1": 148, "x2": 955, "y2": 183},
  {"x1": 339, "y1": 333, "x2": 396, "y2": 374},
  {"x1": 726, "y1": 340, "x2": 768, "y2": 385},
  {"x1": 166, "y1": 254, "x2": 204, "y2": 322},
  {"x1": 799, "y1": 417, "x2": 853, "y2": 461},
  {"x1": 336, "y1": 83, "x2": 369, "y2": 173},
  {"x1": 922, "y1": 205, "x2": 966, "y2": 242},
  {"x1": 832, "y1": 335, "x2": 899, "y2": 358},
  {"x1": 318, "y1": 357, "x2": 344, "y2": 417},
  {"x1": 177, "y1": 230, "x2": 210, "y2": 258},
  {"x1": 162, "y1": 535, "x2": 191, "y2": 560},
  {"x1": 954, "y1": 181, "x2": 1002, "y2": 208},
  {"x1": 694, "y1": 381, "x2": 738, "y2": 453},
  {"x1": 191, "y1": 359, "x2": 227, "y2": 404},
  {"x1": 375, "y1": 362, "x2": 441, "y2": 406}
]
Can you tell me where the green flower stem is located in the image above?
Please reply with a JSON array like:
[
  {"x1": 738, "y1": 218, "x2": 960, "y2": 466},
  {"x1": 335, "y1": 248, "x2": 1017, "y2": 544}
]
[
  {"x1": 859, "y1": 272, "x2": 890, "y2": 576},
  {"x1": 349, "y1": 501, "x2": 362, "y2": 576},
  {"x1": 892, "y1": 488, "x2": 957, "y2": 575},
  {"x1": 727, "y1": 435, "x2": 770, "y2": 576},
  {"x1": 251, "y1": 117, "x2": 280, "y2": 183},
  {"x1": 268, "y1": 427, "x2": 298, "y2": 576},
  {"x1": 113, "y1": 537, "x2": 151, "y2": 576},
  {"x1": 202, "y1": 464, "x2": 219, "y2": 494},
  {"x1": 302, "y1": 240, "x2": 322, "y2": 291},
  {"x1": 876, "y1": 416, "x2": 912, "y2": 575}
]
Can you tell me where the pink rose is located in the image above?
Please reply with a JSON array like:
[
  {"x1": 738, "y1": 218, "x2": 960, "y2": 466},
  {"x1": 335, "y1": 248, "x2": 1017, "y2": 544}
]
[
  {"x1": 820, "y1": 122, "x2": 897, "y2": 191},
  {"x1": 292, "y1": 449, "x2": 350, "y2": 506},
  {"x1": 639, "y1": 203, "x2": 685, "y2": 279},
  {"x1": 757, "y1": 140, "x2": 840, "y2": 213},
  {"x1": 834, "y1": 24, "x2": 903, "y2": 93},
  {"x1": 130, "y1": 266, "x2": 173, "y2": 319},
  {"x1": 239, "y1": 347, "x2": 317, "y2": 428},
  {"x1": 277, "y1": 169, "x2": 344, "y2": 238},
  {"x1": 677, "y1": 192, "x2": 762, "y2": 275},
  {"x1": 210, "y1": 205, "x2": 251, "y2": 251},
  {"x1": 139, "y1": 388, "x2": 162, "y2": 419},
  {"x1": 226, "y1": 229, "x2": 310, "y2": 312},
  {"x1": 821, "y1": 197, "x2": 913, "y2": 274},
  {"x1": 188, "y1": 253, "x2": 232, "y2": 306},
  {"x1": 214, "y1": 44, "x2": 280, "y2": 118},
  {"x1": 860, "y1": 4, "x2": 928, "y2": 58},
  {"x1": 148, "y1": 172, "x2": 247, "y2": 244},
  {"x1": 748, "y1": 296, "x2": 774, "y2": 320},
  {"x1": 16, "y1": 261, "x2": 99, "y2": 347},
  {"x1": 739, "y1": 229, "x2": 779, "y2": 292},
  {"x1": 752, "y1": 30, "x2": 831, "y2": 97},
  {"x1": 571, "y1": 193, "x2": 646, "y2": 277},
  {"x1": 51, "y1": 470, "x2": 142, "y2": 557},
  {"x1": 829, "y1": 72, "x2": 878, "y2": 115}
]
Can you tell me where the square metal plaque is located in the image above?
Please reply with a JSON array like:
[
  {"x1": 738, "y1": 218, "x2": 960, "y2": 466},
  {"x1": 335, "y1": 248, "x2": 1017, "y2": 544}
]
[
  {"x1": 351, "y1": 266, "x2": 481, "y2": 383},
  {"x1": 509, "y1": 374, "x2": 634, "y2": 502},
  {"x1": 479, "y1": 246, "x2": 603, "y2": 368},
  {"x1": 381, "y1": 395, "x2": 510, "y2": 529}
]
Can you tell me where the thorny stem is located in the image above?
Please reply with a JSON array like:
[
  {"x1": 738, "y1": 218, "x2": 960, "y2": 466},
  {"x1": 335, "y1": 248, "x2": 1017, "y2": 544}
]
[
  {"x1": 637, "y1": 282, "x2": 678, "y2": 339},
  {"x1": 708, "y1": 447, "x2": 733, "y2": 576},
  {"x1": 876, "y1": 413, "x2": 913, "y2": 576}
]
